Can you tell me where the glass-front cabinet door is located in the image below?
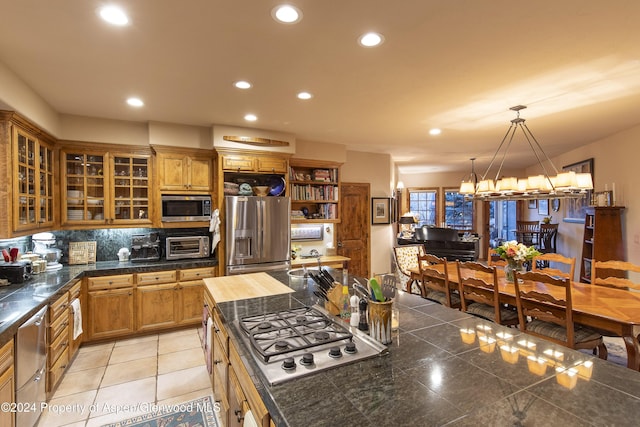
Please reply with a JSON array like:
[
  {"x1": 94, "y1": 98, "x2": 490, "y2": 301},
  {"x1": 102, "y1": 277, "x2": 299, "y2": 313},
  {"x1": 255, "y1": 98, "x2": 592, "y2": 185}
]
[
  {"x1": 13, "y1": 127, "x2": 54, "y2": 232},
  {"x1": 63, "y1": 151, "x2": 106, "y2": 223},
  {"x1": 61, "y1": 148, "x2": 152, "y2": 226},
  {"x1": 111, "y1": 154, "x2": 151, "y2": 224}
]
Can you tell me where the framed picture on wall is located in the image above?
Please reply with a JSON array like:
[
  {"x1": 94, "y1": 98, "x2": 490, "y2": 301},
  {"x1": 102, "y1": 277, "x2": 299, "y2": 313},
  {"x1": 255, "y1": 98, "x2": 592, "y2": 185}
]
[
  {"x1": 563, "y1": 158, "x2": 594, "y2": 223},
  {"x1": 538, "y1": 199, "x2": 549, "y2": 216},
  {"x1": 371, "y1": 197, "x2": 391, "y2": 224},
  {"x1": 528, "y1": 200, "x2": 537, "y2": 209}
]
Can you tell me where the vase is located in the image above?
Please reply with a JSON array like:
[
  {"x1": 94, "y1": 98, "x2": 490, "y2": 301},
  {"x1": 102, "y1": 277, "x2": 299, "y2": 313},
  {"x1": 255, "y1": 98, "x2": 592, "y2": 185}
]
[{"x1": 505, "y1": 260, "x2": 524, "y2": 283}]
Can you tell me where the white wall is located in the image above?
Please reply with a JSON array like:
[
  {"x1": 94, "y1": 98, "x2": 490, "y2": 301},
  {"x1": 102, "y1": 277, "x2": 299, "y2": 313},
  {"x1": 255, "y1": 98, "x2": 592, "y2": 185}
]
[{"x1": 342, "y1": 150, "x2": 394, "y2": 276}]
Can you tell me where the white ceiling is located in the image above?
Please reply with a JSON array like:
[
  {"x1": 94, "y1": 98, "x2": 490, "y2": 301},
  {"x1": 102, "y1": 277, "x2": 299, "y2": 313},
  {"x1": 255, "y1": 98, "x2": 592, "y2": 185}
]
[{"x1": 1, "y1": 0, "x2": 640, "y2": 174}]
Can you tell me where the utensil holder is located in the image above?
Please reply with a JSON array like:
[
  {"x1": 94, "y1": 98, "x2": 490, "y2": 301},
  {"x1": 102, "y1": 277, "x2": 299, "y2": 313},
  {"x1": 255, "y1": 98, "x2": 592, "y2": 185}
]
[
  {"x1": 324, "y1": 283, "x2": 343, "y2": 316},
  {"x1": 368, "y1": 299, "x2": 393, "y2": 344}
]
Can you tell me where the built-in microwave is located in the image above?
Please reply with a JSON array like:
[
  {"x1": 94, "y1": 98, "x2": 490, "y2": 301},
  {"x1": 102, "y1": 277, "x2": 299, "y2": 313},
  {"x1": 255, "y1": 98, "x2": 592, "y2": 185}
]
[{"x1": 161, "y1": 195, "x2": 212, "y2": 222}]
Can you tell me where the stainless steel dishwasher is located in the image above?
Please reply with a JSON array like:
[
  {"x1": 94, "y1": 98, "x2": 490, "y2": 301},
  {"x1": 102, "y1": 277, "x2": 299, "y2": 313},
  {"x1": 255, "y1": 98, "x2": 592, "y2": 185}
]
[{"x1": 16, "y1": 305, "x2": 48, "y2": 427}]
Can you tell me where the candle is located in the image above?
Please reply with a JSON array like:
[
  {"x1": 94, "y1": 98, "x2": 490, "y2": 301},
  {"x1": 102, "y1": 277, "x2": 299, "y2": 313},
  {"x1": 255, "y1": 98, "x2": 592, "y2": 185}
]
[{"x1": 459, "y1": 328, "x2": 476, "y2": 344}]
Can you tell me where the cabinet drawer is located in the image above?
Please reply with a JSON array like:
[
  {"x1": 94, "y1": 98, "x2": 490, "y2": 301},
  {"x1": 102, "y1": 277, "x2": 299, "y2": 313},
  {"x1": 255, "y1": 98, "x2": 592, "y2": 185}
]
[
  {"x1": 213, "y1": 334, "x2": 229, "y2": 399},
  {"x1": 87, "y1": 274, "x2": 134, "y2": 291},
  {"x1": 222, "y1": 156, "x2": 255, "y2": 172},
  {"x1": 257, "y1": 157, "x2": 287, "y2": 173},
  {"x1": 48, "y1": 328, "x2": 69, "y2": 366},
  {"x1": 68, "y1": 280, "x2": 82, "y2": 300},
  {"x1": 213, "y1": 372, "x2": 229, "y2": 425},
  {"x1": 0, "y1": 339, "x2": 13, "y2": 374},
  {"x1": 48, "y1": 348, "x2": 69, "y2": 391},
  {"x1": 137, "y1": 270, "x2": 177, "y2": 286},
  {"x1": 179, "y1": 267, "x2": 215, "y2": 282},
  {"x1": 230, "y1": 342, "x2": 269, "y2": 426},
  {"x1": 49, "y1": 292, "x2": 69, "y2": 321},
  {"x1": 49, "y1": 311, "x2": 69, "y2": 342},
  {"x1": 213, "y1": 309, "x2": 228, "y2": 353}
]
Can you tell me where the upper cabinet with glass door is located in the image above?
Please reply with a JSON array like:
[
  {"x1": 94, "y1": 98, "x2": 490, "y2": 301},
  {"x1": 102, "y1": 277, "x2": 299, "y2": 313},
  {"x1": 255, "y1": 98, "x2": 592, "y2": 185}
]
[
  {"x1": 13, "y1": 126, "x2": 55, "y2": 232},
  {"x1": 61, "y1": 145, "x2": 153, "y2": 227}
]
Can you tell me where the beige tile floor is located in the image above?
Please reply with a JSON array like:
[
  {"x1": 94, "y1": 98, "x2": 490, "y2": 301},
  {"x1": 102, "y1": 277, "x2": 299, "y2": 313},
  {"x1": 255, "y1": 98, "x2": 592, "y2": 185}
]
[{"x1": 37, "y1": 327, "x2": 215, "y2": 427}]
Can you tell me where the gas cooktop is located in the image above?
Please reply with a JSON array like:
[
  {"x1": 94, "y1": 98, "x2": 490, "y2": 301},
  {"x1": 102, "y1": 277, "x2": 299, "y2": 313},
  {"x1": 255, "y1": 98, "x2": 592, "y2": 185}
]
[{"x1": 238, "y1": 305, "x2": 388, "y2": 385}]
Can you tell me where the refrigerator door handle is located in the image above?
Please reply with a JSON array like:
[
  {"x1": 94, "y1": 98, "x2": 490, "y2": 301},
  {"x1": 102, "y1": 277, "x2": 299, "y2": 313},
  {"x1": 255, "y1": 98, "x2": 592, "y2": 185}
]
[{"x1": 257, "y1": 198, "x2": 264, "y2": 260}]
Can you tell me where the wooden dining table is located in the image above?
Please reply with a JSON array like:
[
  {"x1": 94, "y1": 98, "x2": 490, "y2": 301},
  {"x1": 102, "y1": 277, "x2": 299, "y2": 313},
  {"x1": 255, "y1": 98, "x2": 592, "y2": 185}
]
[{"x1": 411, "y1": 262, "x2": 640, "y2": 370}]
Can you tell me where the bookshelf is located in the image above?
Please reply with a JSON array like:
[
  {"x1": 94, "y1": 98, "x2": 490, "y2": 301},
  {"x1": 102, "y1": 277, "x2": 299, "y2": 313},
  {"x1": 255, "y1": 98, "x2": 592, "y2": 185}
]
[{"x1": 289, "y1": 159, "x2": 342, "y2": 223}]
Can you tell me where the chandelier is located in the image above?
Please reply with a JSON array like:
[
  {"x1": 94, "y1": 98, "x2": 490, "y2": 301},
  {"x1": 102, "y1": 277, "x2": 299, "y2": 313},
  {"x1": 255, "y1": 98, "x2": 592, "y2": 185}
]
[{"x1": 460, "y1": 105, "x2": 593, "y2": 200}]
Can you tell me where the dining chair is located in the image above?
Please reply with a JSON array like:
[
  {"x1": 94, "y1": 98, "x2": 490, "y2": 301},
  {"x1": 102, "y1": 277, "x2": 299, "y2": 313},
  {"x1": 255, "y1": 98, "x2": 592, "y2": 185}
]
[
  {"x1": 456, "y1": 261, "x2": 518, "y2": 326},
  {"x1": 532, "y1": 253, "x2": 576, "y2": 280},
  {"x1": 515, "y1": 220, "x2": 539, "y2": 246},
  {"x1": 590, "y1": 260, "x2": 640, "y2": 291},
  {"x1": 488, "y1": 248, "x2": 507, "y2": 267},
  {"x1": 417, "y1": 253, "x2": 460, "y2": 308},
  {"x1": 513, "y1": 270, "x2": 607, "y2": 359},
  {"x1": 393, "y1": 245, "x2": 425, "y2": 294},
  {"x1": 538, "y1": 223, "x2": 559, "y2": 253}
]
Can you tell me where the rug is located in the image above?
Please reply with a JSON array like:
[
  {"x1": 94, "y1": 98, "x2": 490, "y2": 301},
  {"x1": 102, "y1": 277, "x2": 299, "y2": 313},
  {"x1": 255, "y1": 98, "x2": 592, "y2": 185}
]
[{"x1": 102, "y1": 395, "x2": 219, "y2": 427}]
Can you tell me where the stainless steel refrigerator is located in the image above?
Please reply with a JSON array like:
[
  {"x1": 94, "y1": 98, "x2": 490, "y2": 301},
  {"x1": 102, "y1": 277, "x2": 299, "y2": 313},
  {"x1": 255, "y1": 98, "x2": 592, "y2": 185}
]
[{"x1": 225, "y1": 196, "x2": 291, "y2": 275}]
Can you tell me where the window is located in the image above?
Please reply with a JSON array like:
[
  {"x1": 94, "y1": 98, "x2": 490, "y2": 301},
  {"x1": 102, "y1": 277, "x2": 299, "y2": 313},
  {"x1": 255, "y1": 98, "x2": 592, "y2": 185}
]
[
  {"x1": 444, "y1": 189, "x2": 473, "y2": 230},
  {"x1": 407, "y1": 189, "x2": 437, "y2": 226},
  {"x1": 489, "y1": 200, "x2": 517, "y2": 247}
]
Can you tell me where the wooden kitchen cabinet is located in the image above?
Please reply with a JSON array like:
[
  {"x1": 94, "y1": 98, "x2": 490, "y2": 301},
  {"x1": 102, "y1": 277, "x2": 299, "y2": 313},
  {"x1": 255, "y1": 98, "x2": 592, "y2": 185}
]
[
  {"x1": 289, "y1": 158, "x2": 341, "y2": 223},
  {"x1": 59, "y1": 143, "x2": 153, "y2": 227},
  {"x1": 580, "y1": 206, "x2": 625, "y2": 283},
  {"x1": 0, "y1": 339, "x2": 15, "y2": 427},
  {"x1": 0, "y1": 112, "x2": 56, "y2": 237},
  {"x1": 136, "y1": 282, "x2": 179, "y2": 332},
  {"x1": 155, "y1": 147, "x2": 213, "y2": 192},
  {"x1": 86, "y1": 274, "x2": 135, "y2": 341},
  {"x1": 67, "y1": 280, "x2": 83, "y2": 360},
  {"x1": 219, "y1": 150, "x2": 288, "y2": 174}
]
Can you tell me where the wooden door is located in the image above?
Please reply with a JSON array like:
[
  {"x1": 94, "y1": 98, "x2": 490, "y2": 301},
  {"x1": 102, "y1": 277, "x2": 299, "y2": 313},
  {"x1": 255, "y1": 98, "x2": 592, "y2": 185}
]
[
  {"x1": 178, "y1": 281, "x2": 204, "y2": 324},
  {"x1": 188, "y1": 156, "x2": 212, "y2": 191},
  {"x1": 136, "y1": 283, "x2": 178, "y2": 331},
  {"x1": 336, "y1": 183, "x2": 370, "y2": 278},
  {"x1": 87, "y1": 288, "x2": 135, "y2": 340},
  {"x1": 158, "y1": 153, "x2": 188, "y2": 191}
]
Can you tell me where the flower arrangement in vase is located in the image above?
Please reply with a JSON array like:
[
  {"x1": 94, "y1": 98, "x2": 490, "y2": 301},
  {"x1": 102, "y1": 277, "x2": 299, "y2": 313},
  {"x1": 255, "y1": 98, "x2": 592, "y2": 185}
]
[{"x1": 494, "y1": 240, "x2": 541, "y2": 282}]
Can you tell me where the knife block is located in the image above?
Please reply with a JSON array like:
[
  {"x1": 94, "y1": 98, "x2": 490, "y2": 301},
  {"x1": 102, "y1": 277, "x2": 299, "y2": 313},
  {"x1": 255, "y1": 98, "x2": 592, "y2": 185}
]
[{"x1": 325, "y1": 283, "x2": 343, "y2": 316}]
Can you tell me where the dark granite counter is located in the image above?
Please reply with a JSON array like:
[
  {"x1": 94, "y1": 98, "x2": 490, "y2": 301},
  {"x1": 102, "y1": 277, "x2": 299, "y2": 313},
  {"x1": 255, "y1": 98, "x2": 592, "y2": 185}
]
[
  {"x1": 0, "y1": 258, "x2": 218, "y2": 347},
  {"x1": 215, "y1": 271, "x2": 640, "y2": 427}
]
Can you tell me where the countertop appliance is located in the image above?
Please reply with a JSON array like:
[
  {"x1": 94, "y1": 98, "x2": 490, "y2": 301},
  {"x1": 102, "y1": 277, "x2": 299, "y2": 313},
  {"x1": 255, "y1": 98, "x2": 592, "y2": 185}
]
[
  {"x1": 32, "y1": 231, "x2": 63, "y2": 271},
  {"x1": 237, "y1": 305, "x2": 387, "y2": 385},
  {"x1": 16, "y1": 305, "x2": 47, "y2": 427},
  {"x1": 0, "y1": 260, "x2": 32, "y2": 284},
  {"x1": 225, "y1": 196, "x2": 291, "y2": 275},
  {"x1": 161, "y1": 194, "x2": 212, "y2": 222},
  {"x1": 166, "y1": 235, "x2": 210, "y2": 260},
  {"x1": 130, "y1": 232, "x2": 161, "y2": 262}
]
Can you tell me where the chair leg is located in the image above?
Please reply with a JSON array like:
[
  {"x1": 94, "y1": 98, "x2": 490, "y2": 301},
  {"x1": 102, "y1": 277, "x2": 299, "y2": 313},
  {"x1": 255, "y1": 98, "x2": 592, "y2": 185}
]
[{"x1": 594, "y1": 342, "x2": 608, "y2": 360}]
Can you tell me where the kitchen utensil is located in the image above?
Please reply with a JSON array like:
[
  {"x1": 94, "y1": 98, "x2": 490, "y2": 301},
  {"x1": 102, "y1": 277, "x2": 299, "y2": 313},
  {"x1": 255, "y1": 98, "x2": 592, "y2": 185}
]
[
  {"x1": 369, "y1": 277, "x2": 385, "y2": 302},
  {"x1": 321, "y1": 268, "x2": 336, "y2": 283},
  {"x1": 252, "y1": 186, "x2": 270, "y2": 196},
  {"x1": 352, "y1": 283, "x2": 370, "y2": 300},
  {"x1": 358, "y1": 298, "x2": 369, "y2": 331},
  {"x1": 369, "y1": 298, "x2": 393, "y2": 344},
  {"x1": 268, "y1": 176, "x2": 286, "y2": 196}
]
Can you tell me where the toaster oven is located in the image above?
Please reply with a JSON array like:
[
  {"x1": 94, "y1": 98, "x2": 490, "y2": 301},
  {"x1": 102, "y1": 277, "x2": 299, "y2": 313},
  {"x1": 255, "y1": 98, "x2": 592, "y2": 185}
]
[{"x1": 165, "y1": 236, "x2": 210, "y2": 260}]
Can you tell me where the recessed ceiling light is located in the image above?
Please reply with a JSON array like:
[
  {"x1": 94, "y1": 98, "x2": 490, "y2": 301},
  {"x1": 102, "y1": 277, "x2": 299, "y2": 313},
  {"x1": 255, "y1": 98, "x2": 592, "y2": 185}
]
[
  {"x1": 358, "y1": 32, "x2": 384, "y2": 47},
  {"x1": 99, "y1": 5, "x2": 129, "y2": 26},
  {"x1": 234, "y1": 81, "x2": 252, "y2": 89},
  {"x1": 126, "y1": 97, "x2": 144, "y2": 107},
  {"x1": 297, "y1": 92, "x2": 313, "y2": 100},
  {"x1": 272, "y1": 4, "x2": 302, "y2": 24},
  {"x1": 429, "y1": 128, "x2": 442, "y2": 135},
  {"x1": 244, "y1": 114, "x2": 257, "y2": 122}
]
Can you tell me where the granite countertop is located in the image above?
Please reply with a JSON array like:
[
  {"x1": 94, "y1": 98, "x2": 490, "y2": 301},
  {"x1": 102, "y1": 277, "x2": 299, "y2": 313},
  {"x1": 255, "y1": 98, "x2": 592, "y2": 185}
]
[
  {"x1": 0, "y1": 258, "x2": 218, "y2": 347},
  {"x1": 215, "y1": 271, "x2": 640, "y2": 427}
]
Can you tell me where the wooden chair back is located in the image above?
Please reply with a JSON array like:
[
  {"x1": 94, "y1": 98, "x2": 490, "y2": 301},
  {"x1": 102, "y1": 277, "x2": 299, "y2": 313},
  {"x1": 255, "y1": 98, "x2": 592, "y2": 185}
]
[
  {"x1": 488, "y1": 248, "x2": 507, "y2": 267},
  {"x1": 417, "y1": 253, "x2": 455, "y2": 306},
  {"x1": 456, "y1": 261, "x2": 502, "y2": 322},
  {"x1": 538, "y1": 223, "x2": 559, "y2": 253},
  {"x1": 590, "y1": 260, "x2": 640, "y2": 291},
  {"x1": 516, "y1": 220, "x2": 539, "y2": 246},
  {"x1": 513, "y1": 270, "x2": 575, "y2": 345},
  {"x1": 532, "y1": 253, "x2": 576, "y2": 280}
]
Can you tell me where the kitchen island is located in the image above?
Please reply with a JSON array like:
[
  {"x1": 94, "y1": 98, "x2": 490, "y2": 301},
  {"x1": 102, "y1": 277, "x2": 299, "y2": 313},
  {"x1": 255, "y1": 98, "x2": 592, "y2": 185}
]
[{"x1": 210, "y1": 271, "x2": 640, "y2": 426}]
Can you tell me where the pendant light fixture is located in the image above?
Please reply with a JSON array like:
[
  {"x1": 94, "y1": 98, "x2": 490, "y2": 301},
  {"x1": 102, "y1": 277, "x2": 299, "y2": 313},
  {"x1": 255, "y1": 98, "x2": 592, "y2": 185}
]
[{"x1": 460, "y1": 105, "x2": 593, "y2": 200}]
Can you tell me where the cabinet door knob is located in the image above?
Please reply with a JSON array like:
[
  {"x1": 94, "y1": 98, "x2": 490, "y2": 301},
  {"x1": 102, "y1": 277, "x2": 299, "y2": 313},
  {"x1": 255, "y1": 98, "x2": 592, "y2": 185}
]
[
  {"x1": 213, "y1": 359, "x2": 221, "y2": 365},
  {"x1": 235, "y1": 409, "x2": 244, "y2": 422}
]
